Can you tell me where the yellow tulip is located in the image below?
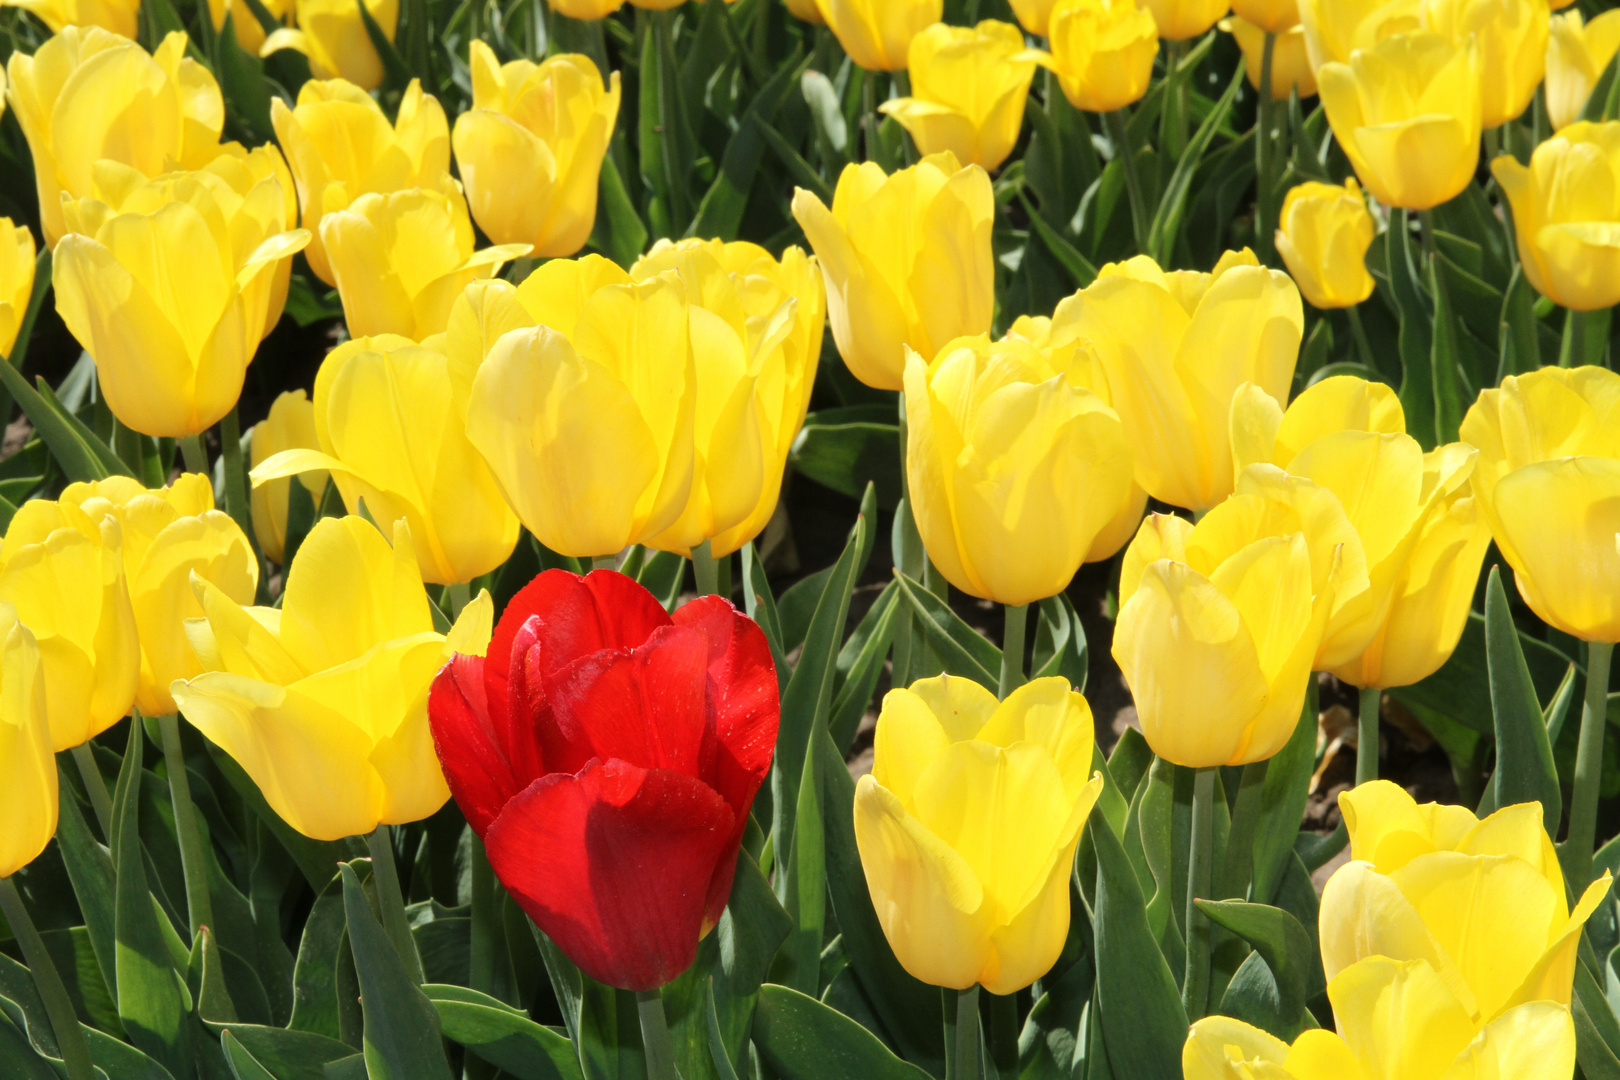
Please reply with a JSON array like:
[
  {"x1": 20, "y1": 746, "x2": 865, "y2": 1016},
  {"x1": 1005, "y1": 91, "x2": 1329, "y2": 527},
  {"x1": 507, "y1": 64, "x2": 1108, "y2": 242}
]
[
  {"x1": 1546, "y1": 10, "x2": 1620, "y2": 131},
  {"x1": 319, "y1": 186, "x2": 530, "y2": 340},
  {"x1": 853, "y1": 674, "x2": 1105, "y2": 995},
  {"x1": 879, "y1": 22, "x2": 1037, "y2": 173},
  {"x1": 270, "y1": 78, "x2": 452, "y2": 287},
  {"x1": 262, "y1": 0, "x2": 399, "y2": 91},
  {"x1": 791, "y1": 153, "x2": 994, "y2": 392},
  {"x1": 1034, "y1": 0, "x2": 1160, "y2": 112},
  {"x1": 1144, "y1": 0, "x2": 1229, "y2": 41},
  {"x1": 813, "y1": 0, "x2": 941, "y2": 71},
  {"x1": 784, "y1": 0, "x2": 822, "y2": 23},
  {"x1": 1183, "y1": 957, "x2": 1576, "y2": 1080},
  {"x1": 209, "y1": 0, "x2": 293, "y2": 56},
  {"x1": 0, "y1": 500, "x2": 138, "y2": 751},
  {"x1": 1230, "y1": 0, "x2": 1296, "y2": 33},
  {"x1": 1230, "y1": 377, "x2": 1490, "y2": 686},
  {"x1": 250, "y1": 390, "x2": 326, "y2": 564},
  {"x1": 1493, "y1": 123, "x2": 1620, "y2": 312},
  {"x1": 453, "y1": 43, "x2": 621, "y2": 259},
  {"x1": 1274, "y1": 178, "x2": 1374, "y2": 308},
  {"x1": 1429, "y1": 0, "x2": 1548, "y2": 128},
  {"x1": 1321, "y1": 780, "x2": 1612, "y2": 1024},
  {"x1": 6, "y1": 28, "x2": 227, "y2": 246},
  {"x1": 1297, "y1": 0, "x2": 1420, "y2": 71},
  {"x1": 903, "y1": 335, "x2": 1132, "y2": 606},
  {"x1": 1317, "y1": 32, "x2": 1482, "y2": 210},
  {"x1": 251, "y1": 335, "x2": 520, "y2": 585},
  {"x1": 63, "y1": 475, "x2": 259, "y2": 717},
  {"x1": 1054, "y1": 249, "x2": 1303, "y2": 512},
  {"x1": 53, "y1": 150, "x2": 309, "y2": 439},
  {"x1": 1112, "y1": 465, "x2": 1359, "y2": 767},
  {"x1": 0, "y1": 607, "x2": 52, "y2": 879},
  {"x1": 173, "y1": 516, "x2": 493, "y2": 841},
  {"x1": 1221, "y1": 18, "x2": 1317, "y2": 100},
  {"x1": 548, "y1": 0, "x2": 623, "y2": 17},
  {"x1": 1459, "y1": 365, "x2": 1620, "y2": 642},
  {"x1": 1009, "y1": 0, "x2": 1059, "y2": 35},
  {"x1": 0, "y1": 218, "x2": 35, "y2": 360},
  {"x1": 0, "y1": 0, "x2": 138, "y2": 36}
]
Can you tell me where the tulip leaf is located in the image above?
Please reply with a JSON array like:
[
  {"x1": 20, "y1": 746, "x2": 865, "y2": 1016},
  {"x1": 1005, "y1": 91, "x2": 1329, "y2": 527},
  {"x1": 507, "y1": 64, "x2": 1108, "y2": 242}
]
[
  {"x1": 830, "y1": 580, "x2": 900, "y2": 755},
  {"x1": 529, "y1": 926, "x2": 644, "y2": 1080},
  {"x1": 1193, "y1": 901, "x2": 1310, "y2": 1026},
  {"x1": 687, "y1": 49, "x2": 806, "y2": 242},
  {"x1": 756, "y1": 120, "x2": 833, "y2": 204},
  {"x1": 1106, "y1": 728, "x2": 1155, "y2": 808},
  {"x1": 1032, "y1": 594, "x2": 1088, "y2": 692},
  {"x1": 1387, "y1": 209, "x2": 1439, "y2": 449},
  {"x1": 1250, "y1": 682, "x2": 1319, "y2": 907},
  {"x1": 771, "y1": 731, "x2": 825, "y2": 995},
  {"x1": 1574, "y1": 962, "x2": 1620, "y2": 1080},
  {"x1": 423, "y1": 984, "x2": 581, "y2": 1080},
  {"x1": 213, "y1": 1025, "x2": 357, "y2": 1080},
  {"x1": 1216, "y1": 951, "x2": 1311, "y2": 1043},
  {"x1": 202, "y1": 740, "x2": 362, "y2": 890},
  {"x1": 0, "y1": 355, "x2": 131, "y2": 483},
  {"x1": 354, "y1": 0, "x2": 414, "y2": 95},
  {"x1": 0, "y1": 1004, "x2": 62, "y2": 1080},
  {"x1": 1426, "y1": 254, "x2": 1465, "y2": 445},
  {"x1": 705, "y1": 980, "x2": 742, "y2": 1080},
  {"x1": 1483, "y1": 565, "x2": 1562, "y2": 834},
  {"x1": 593, "y1": 155, "x2": 649, "y2": 270},
  {"x1": 750, "y1": 985, "x2": 933, "y2": 1080},
  {"x1": 1147, "y1": 66, "x2": 1243, "y2": 264},
  {"x1": 53, "y1": 770, "x2": 119, "y2": 1004},
  {"x1": 287, "y1": 871, "x2": 349, "y2": 1041},
  {"x1": 788, "y1": 406, "x2": 902, "y2": 510},
  {"x1": 892, "y1": 570, "x2": 1001, "y2": 692},
  {"x1": 740, "y1": 542, "x2": 791, "y2": 686},
  {"x1": 1019, "y1": 191, "x2": 1098, "y2": 290},
  {"x1": 1393, "y1": 611, "x2": 1575, "y2": 737},
  {"x1": 221, "y1": 1029, "x2": 278, "y2": 1080}
]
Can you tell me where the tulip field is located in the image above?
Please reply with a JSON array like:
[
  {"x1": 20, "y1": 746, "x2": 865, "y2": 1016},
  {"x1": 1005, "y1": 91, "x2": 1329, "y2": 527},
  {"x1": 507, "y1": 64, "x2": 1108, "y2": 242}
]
[{"x1": 5, "y1": 0, "x2": 1620, "y2": 1076}]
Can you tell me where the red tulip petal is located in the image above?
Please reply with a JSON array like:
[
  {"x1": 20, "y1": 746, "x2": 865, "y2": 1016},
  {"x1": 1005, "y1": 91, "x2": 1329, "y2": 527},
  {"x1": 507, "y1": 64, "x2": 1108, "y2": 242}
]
[
  {"x1": 485, "y1": 758, "x2": 735, "y2": 991},
  {"x1": 673, "y1": 596, "x2": 781, "y2": 806},
  {"x1": 428, "y1": 654, "x2": 517, "y2": 838}
]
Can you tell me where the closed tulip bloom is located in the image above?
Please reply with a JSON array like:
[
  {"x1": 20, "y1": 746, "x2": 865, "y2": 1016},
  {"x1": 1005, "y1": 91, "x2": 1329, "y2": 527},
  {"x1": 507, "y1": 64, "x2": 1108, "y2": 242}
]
[
  {"x1": 1009, "y1": 0, "x2": 1059, "y2": 35},
  {"x1": 262, "y1": 0, "x2": 398, "y2": 90},
  {"x1": 791, "y1": 153, "x2": 993, "y2": 391},
  {"x1": 0, "y1": 218, "x2": 35, "y2": 360},
  {"x1": 1546, "y1": 11, "x2": 1620, "y2": 131},
  {"x1": 1274, "y1": 178, "x2": 1374, "y2": 308},
  {"x1": 1222, "y1": 18, "x2": 1317, "y2": 100},
  {"x1": 320, "y1": 186, "x2": 530, "y2": 340},
  {"x1": 429, "y1": 569, "x2": 778, "y2": 990},
  {"x1": 1230, "y1": 0, "x2": 1296, "y2": 33},
  {"x1": 1427, "y1": 0, "x2": 1547, "y2": 128},
  {"x1": 6, "y1": 29, "x2": 228, "y2": 246},
  {"x1": 1058, "y1": 249, "x2": 1303, "y2": 512},
  {"x1": 1144, "y1": 0, "x2": 1229, "y2": 41},
  {"x1": 784, "y1": 0, "x2": 822, "y2": 22},
  {"x1": 903, "y1": 336, "x2": 1132, "y2": 606},
  {"x1": 250, "y1": 391, "x2": 326, "y2": 564},
  {"x1": 1318, "y1": 33, "x2": 1481, "y2": 210},
  {"x1": 63, "y1": 475, "x2": 259, "y2": 717},
  {"x1": 1035, "y1": 0, "x2": 1160, "y2": 112},
  {"x1": 271, "y1": 78, "x2": 452, "y2": 287},
  {"x1": 53, "y1": 152, "x2": 308, "y2": 439},
  {"x1": 1297, "y1": 0, "x2": 1417, "y2": 70},
  {"x1": 1460, "y1": 366, "x2": 1620, "y2": 642},
  {"x1": 854, "y1": 675, "x2": 1104, "y2": 994},
  {"x1": 1113, "y1": 465, "x2": 1360, "y2": 767},
  {"x1": 0, "y1": 500, "x2": 138, "y2": 750},
  {"x1": 252, "y1": 335, "x2": 520, "y2": 584},
  {"x1": 0, "y1": 0, "x2": 138, "y2": 36},
  {"x1": 548, "y1": 0, "x2": 623, "y2": 17},
  {"x1": 1320, "y1": 780, "x2": 1612, "y2": 1024},
  {"x1": 175, "y1": 516, "x2": 490, "y2": 841},
  {"x1": 209, "y1": 0, "x2": 293, "y2": 56},
  {"x1": 879, "y1": 22, "x2": 1037, "y2": 172},
  {"x1": 0, "y1": 608, "x2": 52, "y2": 879},
  {"x1": 814, "y1": 0, "x2": 941, "y2": 71},
  {"x1": 454, "y1": 43, "x2": 621, "y2": 260},
  {"x1": 1493, "y1": 123, "x2": 1620, "y2": 312}
]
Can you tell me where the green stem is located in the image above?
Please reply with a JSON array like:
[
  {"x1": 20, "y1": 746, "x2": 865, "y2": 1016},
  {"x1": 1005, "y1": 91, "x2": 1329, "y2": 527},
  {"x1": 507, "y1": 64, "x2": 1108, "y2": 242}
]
[
  {"x1": 68, "y1": 743, "x2": 113, "y2": 842},
  {"x1": 590, "y1": 553, "x2": 619, "y2": 572},
  {"x1": 157, "y1": 712, "x2": 214, "y2": 940},
  {"x1": 1105, "y1": 109, "x2": 1152, "y2": 258},
  {"x1": 1183, "y1": 766, "x2": 1215, "y2": 1021},
  {"x1": 446, "y1": 581, "x2": 471, "y2": 618},
  {"x1": 1569, "y1": 640, "x2": 1614, "y2": 891},
  {"x1": 1561, "y1": 308, "x2": 1586, "y2": 368},
  {"x1": 220, "y1": 407, "x2": 250, "y2": 541},
  {"x1": 365, "y1": 824, "x2": 425, "y2": 984},
  {"x1": 468, "y1": 835, "x2": 501, "y2": 1000},
  {"x1": 691, "y1": 539, "x2": 719, "y2": 597},
  {"x1": 1356, "y1": 686, "x2": 1381, "y2": 786},
  {"x1": 1164, "y1": 39, "x2": 1189, "y2": 159},
  {"x1": 0, "y1": 877, "x2": 94, "y2": 1080},
  {"x1": 636, "y1": 989, "x2": 679, "y2": 1080},
  {"x1": 1347, "y1": 305, "x2": 1377, "y2": 371},
  {"x1": 178, "y1": 433, "x2": 208, "y2": 476},
  {"x1": 998, "y1": 604, "x2": 1027, "y2": 700},
  {"x1": 953, "y1": 985, "x2": 982, "y2": 1080},
  {"x1": 1255, "y1": 32, "x2": 1276, "y2": 263},
  {"x1": 863, "y1": 71, "x2": 880, "y2": 166},
  {"x1": 1219, "y1": 759, "x2": 1268, "y2": 901}
]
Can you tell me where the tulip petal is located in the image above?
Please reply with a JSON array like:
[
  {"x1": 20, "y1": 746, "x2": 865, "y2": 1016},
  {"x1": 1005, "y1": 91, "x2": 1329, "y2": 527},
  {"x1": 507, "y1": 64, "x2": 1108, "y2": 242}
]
[
  {"x1": 1492, "y1": 456, "x2": 1620, "y2": 642},
  {"x1": 1499, "y1": 873, "x2": 1613, "y2": 1017},
  {"x1": 1183, "y1": 1016, "x2": 1292, "y2": 1079},
  {"x1": 1440, "y1": 1001, "x2": 1577, "y2": 1080},
  {"x1": 1328, "y1": 955, "x2": 1482, "y2": 1076},
  {"x1": 428, "y1": 652, "x2": 516, "y2": 837},
  {"x1": 975, "y1": 677, "x2": 1096, "y2": 803}
]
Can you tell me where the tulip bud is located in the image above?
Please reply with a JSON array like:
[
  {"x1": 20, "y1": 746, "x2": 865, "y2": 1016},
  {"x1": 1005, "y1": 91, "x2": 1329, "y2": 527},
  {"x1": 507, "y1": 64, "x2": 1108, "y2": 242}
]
[
  {"x1": 902, "y1": 335, "x2": 1132, "y2": 606},
  {"x1": 1460, "y1": 365, "x2": 1620, "y2": 643},
  {"x1": 1318, "y1": 33, "x2": 1482, "y2": 210},
  {"x1": 791, "y1": 153, "x2": 994, "y2": 391},
  {"x1": 209, "y1": 0, "x2": 292, "y2": 55},
  {"x1": 1493, "y1": 123, "x2": 1620, "y2": 312},
  {"x1": 548, "y1": 0, "x2": 623, "y2": 16},
  {"x1": 1547, "y1": 11, "x2": 1620, "y2": 132},
  {"x1": 878, "y1": 22, "x2": 1037, "y2": 173},
  {"x1": 1143, "y1": 0, "x2": 1229, "y2": 41},
  {"x1": 6, "y1": 28, "x2": 228, "y2": 246},
  {"x1": 854, "y1": 675, "x2": 1105, "y2": 994},
  {"x1": 0, "y1": 607, "x2": 52, "y2": 879},
  {"x1": 784, "y1": 0, "x2": 822, "y2": 22},
  {"x1": 176, "y1": 516, "x2": 491, "y2": 841},
  {"x1": 64, "y1": 474, "x2": 259, "y2": 717},
  {"x1": 1221, "y1": 18, "x2": 1316, "y2": 100},
  {"x1": 814, "y1": 0, "x2": 941, "y2": 70},
  {"x1": 1035, "y1": 0, "x2": 1160, "y2": 112},
  {"x1": 1274, "y1": 178, "x2": 1374, "y2": 309},
  {"x1": 1113, "y1": 465, "x2": 1359, "y2": 767},
  {"x1": 1229, "y1": 0, "x2": 1296, "y2": 33},
  {"x1": 320, "y1": 186, "x2": 530, "y2": 340},
  {"x1": 0, "y1": 218, "x2": 35, "y2": 360},
  {"x1": 0, "y1": 0, "x2": 138, "y2": 36},
  {"x1": 270, "y1": 78, "x2": 452, "y2": 287},
  {"x1": 1321, "y1": 780, "x2": 1612, "y2": 1023},
  {"x1": 1057, "y1": 249, "x2": 1303, "y2": 512},
  {"x1": 249, "y1": 390, "x2": 326, "y2": 564},
  {"x1": 261, "y1": 0, "x2": 399, "y2": 90},
  {"x1": 453, "y1": 43, "x2": 621, "y2": 259}
]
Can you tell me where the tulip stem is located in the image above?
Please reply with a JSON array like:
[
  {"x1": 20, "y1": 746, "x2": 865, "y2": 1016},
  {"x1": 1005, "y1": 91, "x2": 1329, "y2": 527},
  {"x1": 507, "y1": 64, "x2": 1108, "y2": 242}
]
[
  {"x1": 691, "y1": 539, "x2": 719, "y2": 597},
  {"x1": 1183, "y1": 766, "x2": 1216, "y2": 1021},
  {"x1": 447, "y1": 581, "x2": 470, "y2": 618},
  {"x1": 1561, "y1": 308, "x2": 1586, "y2": 369},
  {"x1": 1346, "y1": 305, "x2": 1377, "y2": 372},
  {"x1": 179, "y1": 433, "x2": 209, "y2": 476},
  {"x1": 591, "y1": 554, "x2": 619, "y2": 573},
  {"x1": 0, "y1": 876, "x2": 95, "y2": 1080},
  {"x1": 68, "y1": 743, "x2": 114, "y2": 842},
  {"x1": 1104, "y1": 110, "x2": 1152, "y2": 258},
  {"x1": 999, "y1": 604, "x2": 1027, "y2": 700},
  {"x1": 952, "y1": 984, "x2": 982, "y2": 1080},
  {"x1": 1569, "y1": 641, "x2": 1614, "y2": 890},
  {"x1": 1255, "y1": 32, "x2": 1276, "y2": 264},
  {"x1": 1356, "y1": 686, "x2": 1381, "y2": 785},
  {"x1": 220, "y1": 407, "x2": 252, "y2": 544},
  {"x1": 468, "y1": 834, "x2": 502, "y2": 1002},
  {"x1": 156, "y1": 712, "x2": 214, "y2": 941},
  {"x1": 1220, "y1": 758, "x2": 1268, "y2": 901},
  {"x1": 365, "y1": 824, "x2": 425, "y2": 984},
  {"x1": 635, "y1": 988, "x2": 679, "y2": 1080}
]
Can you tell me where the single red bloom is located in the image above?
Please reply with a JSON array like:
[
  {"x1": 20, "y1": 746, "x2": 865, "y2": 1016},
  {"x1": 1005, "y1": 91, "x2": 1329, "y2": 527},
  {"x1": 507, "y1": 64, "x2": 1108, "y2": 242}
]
[{"x1": 428, "y1": 569, "x2": 779, "y2": 991}]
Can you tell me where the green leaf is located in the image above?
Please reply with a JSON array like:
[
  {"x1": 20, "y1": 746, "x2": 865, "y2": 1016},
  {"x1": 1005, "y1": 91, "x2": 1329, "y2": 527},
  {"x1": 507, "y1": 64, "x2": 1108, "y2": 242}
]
[
  {"x1": 0, "y1": 355, "x2": 131, "y2": 482},
  {"x1": 788, "y1": 406, "x2": 902, "y2": 510},
  {"x1": 529, "y1": 926, "x2": 645, "y2": 1080},
  {"x1": 202, "y1": 740, "x2": 360, "y2": 890},
  {"x1": 1147, "y1": 66, "x2": 1244, "y2": 263},
  {"x1": 739, "y1": 543, "x2": 791, "y2": 684},
  {"x1": 0, "y1": 1006, "x2": 58, "y2": 1080},
  {"x1": 1483, "y1": 566, "x2": 1562, "y2": 833},
  {"x1": 1393, "y1": 611, "x2": 1575, "y2": 737},
  {"x1": 1215, "y1": 951, "x2": 1310, "y2": 1043},
  {"x1": 354, "y1": 0, "x2": 413, "y2": 93},
  {"x1": 593, "y1": 155, "x2": 649, "y2": 268},
  {"x1": 1019, "y1": 191, "x2": 1098, "y2": 289},
  {"x1": 750, "y1": 985, "x2": 933, "y2": 1080},
  {"x1": 287, "y1": 872, "x2": 348, "y2": 1040},
  {"x1": 1426, "y1": 253, "x2": 1465, "y2": 446},
  {"x1": 1194, "y1": 901, "x2": 1311, "y2": 1026},
  {"x1": 773, "y1": 730, "x2": 825, "y2": 994},
  {"x1": 1575, "y1": 961, "x2": 1620, "y2": 1080},
  {"x1": 221, "y1": 1029, "x2": 277, "y2": 1080},
  {"x1": 424, "y1": 984, "x2": 582, "y2": 1080},
  {"x1": 1251, "y1": 684, "x2": 1318, "y2": 906},
  {"x1": 1031, "y1": 594, "x2": 1088, "y2": 691},
  {"x1": 892, "y1": 570, "x2": 1000, "y2": 691},
  {"x1": 687, "y1": 50, "x2": 806, "y2": 241},
  {"x1": 829, "y1": 581, "x2": 900, "y2": 754},
  {"x1": 1387, "y1": 210, "x2": 1437, "y2": 448},
  {"x1": 53, "y1": 771, "x2": 119, "y2": 1003},
  {"x1": 214, "y1": 1025, "x2": 356, "y2": 1080}
]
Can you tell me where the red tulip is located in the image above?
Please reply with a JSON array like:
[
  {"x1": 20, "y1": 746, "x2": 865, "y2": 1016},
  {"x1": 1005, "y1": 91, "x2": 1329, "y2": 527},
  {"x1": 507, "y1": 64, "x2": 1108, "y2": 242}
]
[{"x1": 428, "y1": 569, "x2": 779, "y2": 990}]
